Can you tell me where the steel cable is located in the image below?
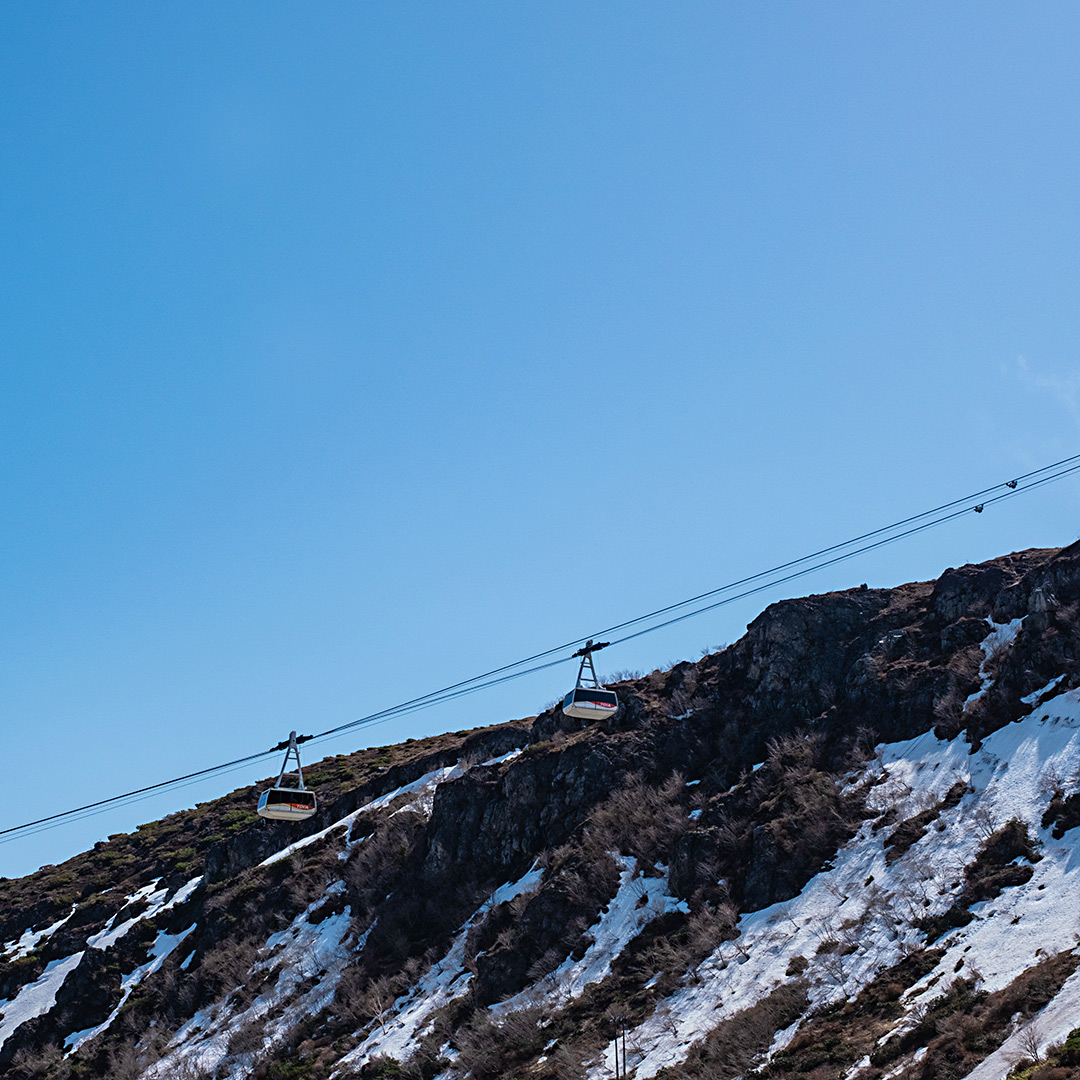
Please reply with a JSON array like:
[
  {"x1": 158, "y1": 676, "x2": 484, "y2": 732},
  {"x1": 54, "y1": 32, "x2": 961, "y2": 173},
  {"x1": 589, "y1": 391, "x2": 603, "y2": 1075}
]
[{"x1": 3, "y1": 455, "x2": 1078, "y2": 843}]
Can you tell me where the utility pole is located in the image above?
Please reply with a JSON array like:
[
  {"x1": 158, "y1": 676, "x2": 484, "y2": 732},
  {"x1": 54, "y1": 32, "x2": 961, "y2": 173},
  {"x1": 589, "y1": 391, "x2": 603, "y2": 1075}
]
[{"x1": 612, "y1": 1015, "x2": 628, "y2": 1079}]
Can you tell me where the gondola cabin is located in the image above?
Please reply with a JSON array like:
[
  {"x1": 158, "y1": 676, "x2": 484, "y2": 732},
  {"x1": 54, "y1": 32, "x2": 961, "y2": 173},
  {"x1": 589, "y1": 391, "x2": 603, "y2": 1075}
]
[
  {"x1": 257, "y1": 729, "x2": 318, "y2": 822},
  {"x1": 257, "y1": 787, "x2": 317, "y2": 821},
  {"x1": 561, "y1": 640, "x2": 620, "y2": 720},
  {"x1": 561, "y1": 686, "x2": 619, "y2": 720}
]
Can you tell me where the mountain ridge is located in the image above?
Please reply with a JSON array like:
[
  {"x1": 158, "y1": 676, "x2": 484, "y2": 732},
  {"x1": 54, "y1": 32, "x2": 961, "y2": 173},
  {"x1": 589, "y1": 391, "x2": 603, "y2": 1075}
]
[{"x1": 3, "y1": 543, "x2": 1080, "y2": 1080}]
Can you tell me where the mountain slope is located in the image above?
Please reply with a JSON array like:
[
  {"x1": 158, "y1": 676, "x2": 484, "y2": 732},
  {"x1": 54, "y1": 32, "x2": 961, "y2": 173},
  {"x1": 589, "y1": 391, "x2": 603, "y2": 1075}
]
[{"x1": 3, "y1": 543, "x2": 1080, "y2": 1080}]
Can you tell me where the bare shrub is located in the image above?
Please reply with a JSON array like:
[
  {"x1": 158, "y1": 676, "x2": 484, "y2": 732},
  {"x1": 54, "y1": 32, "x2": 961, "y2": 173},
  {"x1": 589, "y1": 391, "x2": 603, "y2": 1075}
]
[
  {"x1": 675, "y1": 982, "x2": 809, "y2": 1080},
  {"x1": 738, "y1": 733, "x2": 863, "y2": 908},
  {"x1": 933, "y1": 684, "x2": 968, "y2": 737},
  {"x1": 454, "y1": 1005, "x2": 549, "y2": 1080},
  {"x1": 101, "y1": 1040, "x2": 168, "y2": 1080},
  {"x1": 584, "y1": 773, "x2": 689, "y2": 865},
  {"x1": 713, "y1": 811, "x2": 741, "y2": 857},
  {"x1": 766, "y1": 732, "x2": 825, "y2": 774},
  {"x1": 8, "y1": 1044, "x2": 64, "y2": 1080},
  {"x1": 868, "y1": 955, "x2": 1077, "y2": 1078},
  {"x1": 343, "y1": 814, "x2": 425, "y2": 919},
  {"x1": 1018, "y1": 1021, "x2": 1043, "y2": 1065},
  {"x1": 602, "y1": 669, "x2": 644, "y2": 683},
  {"x1": 226, "y1": 1021, "x2": 266, "y2": 1056},
  {"x1": 668, "y1": 688, "x2": 708, "y2": 718},
  {"x1": 197, "y1": 936, "x2": 263, "y2": 1007},
  {"x1": 144, "y1": 1059, "x2": 215, "y2": 1080},
  {"x1": 970, "y1": 803, "x2": 1000, "y2": 841},
  {"x1": 686, "y1": 903, "x2": 737, "y2": 958},
  {"x1": 335, "y1": 967, "x2": 401, "y2": 1030},
  {"x1": 549, "y1": 1041, "x2": 587, "y2": 1080}
]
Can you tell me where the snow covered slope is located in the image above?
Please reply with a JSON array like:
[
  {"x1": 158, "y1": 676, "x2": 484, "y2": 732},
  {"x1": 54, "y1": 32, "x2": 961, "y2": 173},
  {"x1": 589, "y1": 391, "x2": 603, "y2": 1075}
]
[
  {"x1": 4, "y1": 542, "x2": 1080, "y2": 1080},
  {"x1": 589, "y1": 684, "x2": 1080, "y2": 1080}
]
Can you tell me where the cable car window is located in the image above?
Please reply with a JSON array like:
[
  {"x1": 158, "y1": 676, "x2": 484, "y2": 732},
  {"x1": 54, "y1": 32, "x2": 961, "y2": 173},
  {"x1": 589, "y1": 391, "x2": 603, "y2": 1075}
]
[
  {"x1": 572, "y1": 689, "x2": 617, "y2": 706},
  {"x1": 267, "y1": 789, "x2": 314, "y2": 806}
]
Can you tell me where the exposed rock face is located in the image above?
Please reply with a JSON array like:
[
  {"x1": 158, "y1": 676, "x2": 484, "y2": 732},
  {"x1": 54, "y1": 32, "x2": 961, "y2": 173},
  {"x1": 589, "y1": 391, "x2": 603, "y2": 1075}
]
[
  {"x1": 3, "y1": 542, "x2": 1080, "y2": 1080},
  {"x1": 423, "y1": 742, "x2": 624, "y2": 886},
  {"x1": 319, "y1": 543, "x2": 1080, "y2": 991},
  {"x1": 204, "y1": 723, "x2": 531, "y2": 884},
  {"x1": 389, "y1": 544, "x2": 1079, "y2": 923}
]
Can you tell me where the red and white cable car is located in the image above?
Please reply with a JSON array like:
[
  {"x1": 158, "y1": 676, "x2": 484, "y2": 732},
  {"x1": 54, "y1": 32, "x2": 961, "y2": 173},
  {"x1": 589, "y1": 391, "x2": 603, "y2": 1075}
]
[
  {"x1": 561, "y1": 640, "x2": 619, "y2": 720},
  {"x1": 257, "y1": 730, "x2": 318, "y2": 822}
]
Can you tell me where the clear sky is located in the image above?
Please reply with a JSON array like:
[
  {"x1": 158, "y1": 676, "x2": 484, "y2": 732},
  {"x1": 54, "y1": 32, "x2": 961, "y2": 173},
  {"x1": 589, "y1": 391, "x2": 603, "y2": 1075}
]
[{"x1": 3, "y1": 3, "x2": 1079, "y2": 879}]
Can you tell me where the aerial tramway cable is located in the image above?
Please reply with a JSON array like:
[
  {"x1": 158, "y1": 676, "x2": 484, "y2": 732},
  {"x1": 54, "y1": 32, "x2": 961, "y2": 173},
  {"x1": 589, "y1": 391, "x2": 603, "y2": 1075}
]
[{"x1": 3, "y1": 454, "x2": 1080, "y2": 844}]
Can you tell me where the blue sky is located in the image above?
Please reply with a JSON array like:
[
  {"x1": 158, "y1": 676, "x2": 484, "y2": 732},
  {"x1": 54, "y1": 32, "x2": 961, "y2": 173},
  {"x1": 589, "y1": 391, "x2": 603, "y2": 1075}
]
[{"x1": 3, "y1": 3, "x2": 1080, "y2": 878}]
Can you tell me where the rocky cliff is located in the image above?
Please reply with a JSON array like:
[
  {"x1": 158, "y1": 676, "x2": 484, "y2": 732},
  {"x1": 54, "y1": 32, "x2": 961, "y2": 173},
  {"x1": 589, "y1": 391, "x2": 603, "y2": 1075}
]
[{"x1": 3, "y1": 543, "x2": 1080, "y2": 1080}]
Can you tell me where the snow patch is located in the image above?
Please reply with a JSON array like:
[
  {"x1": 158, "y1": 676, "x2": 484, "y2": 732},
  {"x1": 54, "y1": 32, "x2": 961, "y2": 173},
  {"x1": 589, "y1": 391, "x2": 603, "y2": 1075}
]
[
  {"x1": 2, "y1": 904, "x2": 77, "y2": 961},
  {"x1": 334, "y1": 864, "x2": 544, "y2": 1075},
  {"x1": 964, "y1": 617, "x2": 1025, "y2": 711},
  {"x1": 65, "y1": 924, "x2": 196, "y2": 1053},
  {"x1": 1022, "y1": 674, "x2": 1066, "y2": 706},
  {"x1": 162, "y1": 875, "x2": 204, "y2": 911},
  {"x1": 482, "y1": 748, "x2": 525, "y2": 767},
  {"x1": 83, "y1": 875, "x2": 201, "y2": 953},
  {"x1": 0, "y1": 875, "x2": 201, "y2": 1053},
  {"x1": 588, "y1": 686, "x2": 1080, "y2": 1080},
  {"x1": 492, "y1": 856, "x2": 688, "y2": 1015},
  {"x1": 0, "y1": 952, "x2": 85, "y2": 1051},
  {"x1": 259, "y1": 808, "x2": 369, "y2": 867},
  {"x1": 144, "y1": 882, "x2": 356, "y2": 1079}
]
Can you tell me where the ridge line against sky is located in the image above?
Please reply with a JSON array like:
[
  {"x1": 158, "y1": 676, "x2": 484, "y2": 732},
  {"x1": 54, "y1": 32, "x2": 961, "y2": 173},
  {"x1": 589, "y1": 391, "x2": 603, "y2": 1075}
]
[
  {"x1": 7, "y1": 454, "x2": 1074, "y2": 849},
  {"x1": 2, "y1": 2, "x2": 1080, "y2": 877}
]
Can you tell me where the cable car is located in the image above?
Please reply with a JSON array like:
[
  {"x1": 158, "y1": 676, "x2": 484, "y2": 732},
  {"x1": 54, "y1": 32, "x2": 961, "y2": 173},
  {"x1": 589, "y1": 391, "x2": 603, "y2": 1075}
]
[
  {"x1": 562, "y1": 640, "x2": 619, "y2": 720},
  {"x1": 257, "y1": 730, "x2": 318, "y2": 822}
]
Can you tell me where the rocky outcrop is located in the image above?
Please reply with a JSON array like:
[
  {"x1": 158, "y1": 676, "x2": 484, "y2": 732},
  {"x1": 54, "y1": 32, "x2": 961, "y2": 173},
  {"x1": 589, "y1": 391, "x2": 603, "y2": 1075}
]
[
  {"x1": 410, "y1": 545, "x2": 1077, "y2": 916},
  {"x1": 5, "y1": 543, "x2": 1080, "y2": 1079},
  {"x1": 204, "y1": 722, "x2": 531, "y2": 883}
]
